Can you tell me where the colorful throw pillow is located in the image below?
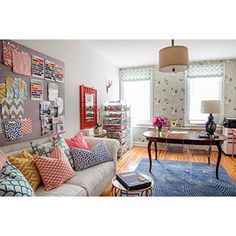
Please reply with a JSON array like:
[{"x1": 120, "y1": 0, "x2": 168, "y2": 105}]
[
  {"x1": 0, "y1": 161, "x2": 35, "y2": 197},
  {"x1": 71, "y1": 140, "x2": 113, "y2": 171},
  {"x1": 31, "y1": 135, "x2": 74, "y2": 168},
  {"x1": 30, "y1": 142, "x2": 54, "y2": 156},
  {"x1": 0, "y1": 150, "x2": 7, "y2": 170},
  {"x1": 8, "y1": 150, "x2": 41, "y2": 191},
  {"x1": 3, "y1": 121, "x2": 23, "y2": 141},
  {"x1": 65, "y1": 132, "x2": 90, "y2": 150},
  {"x1": 33, "y1": 145, "x2": 75, "y2": 191},
  {"x1": 52, "y1": 135, "x2": 74, "y2": 168}
]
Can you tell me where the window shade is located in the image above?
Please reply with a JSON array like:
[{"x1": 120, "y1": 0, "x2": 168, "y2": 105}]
[
  {"x1": 120, "y1": 67, "x2": 153, "y2": 81},
  {"x1": 187, "y1": 64, "x2": 224, "y2": 78}
]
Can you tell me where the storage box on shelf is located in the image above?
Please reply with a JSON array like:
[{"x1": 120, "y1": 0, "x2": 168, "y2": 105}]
[{"x1": 103, "y1": 101, "x2": 130, "y2": 158}]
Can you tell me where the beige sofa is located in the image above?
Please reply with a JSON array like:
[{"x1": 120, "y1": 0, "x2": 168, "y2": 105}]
[{"x1": 5, "y1": 137, "x2": 120, "y2": 196}]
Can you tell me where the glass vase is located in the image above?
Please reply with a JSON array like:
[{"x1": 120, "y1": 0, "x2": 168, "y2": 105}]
[{"x1": 156, "y1": 126, "x2": 163, "y2": 136}]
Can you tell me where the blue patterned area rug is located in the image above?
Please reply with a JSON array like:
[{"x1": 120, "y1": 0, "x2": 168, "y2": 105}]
[{"x1": 135, "y1": 159, "x2": 236, "y2": 196}]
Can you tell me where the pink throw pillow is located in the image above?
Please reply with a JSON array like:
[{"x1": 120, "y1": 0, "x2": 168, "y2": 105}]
[
  {"x1": 33, "y1": 145, "x2": 75, "y2": 191},
  {"x1": 65, "y1": 132, "x2": 90, "y2": 150},
  {"x1": 0, "y1": 150, "x2": 7, "y2": 170}
]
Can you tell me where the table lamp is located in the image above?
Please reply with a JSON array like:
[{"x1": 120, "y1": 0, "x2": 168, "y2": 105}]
[{"x1": 201, "y1": 100, "x2": 221, "y2": 137}]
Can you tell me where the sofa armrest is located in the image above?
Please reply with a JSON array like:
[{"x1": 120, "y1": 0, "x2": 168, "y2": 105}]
[{"x1": 84, "y1": 137, "x2": 120, "y2": 168}]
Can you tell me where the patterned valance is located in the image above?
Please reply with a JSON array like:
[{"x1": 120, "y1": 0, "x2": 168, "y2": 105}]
[
  {"x1": 187, "y1": 64, "x2": 224, "y2": 78},
  {"x1": 120, "y1": 67, "x2": 153, "y2": 81}
]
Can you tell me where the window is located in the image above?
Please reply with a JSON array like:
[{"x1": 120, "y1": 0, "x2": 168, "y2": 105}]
[
  {"x1": 120, "y1": 67, "x2": 152, "y2": 125},
  {"x1": 186, "y1": 64, "x2": 224, "y2": 124}
]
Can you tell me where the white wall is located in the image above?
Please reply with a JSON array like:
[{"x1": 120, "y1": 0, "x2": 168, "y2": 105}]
[{"x1": 1, "y1": 40, "x2": 119, "y2": 153}]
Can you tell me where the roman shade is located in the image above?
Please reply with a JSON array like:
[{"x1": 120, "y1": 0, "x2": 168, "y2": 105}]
[
  {"x1": 120, "y1": 67, "x2": 153, "y2": 81},
  {"x1": 187, "y1": 64, "x2": 224, "y2": 78}
]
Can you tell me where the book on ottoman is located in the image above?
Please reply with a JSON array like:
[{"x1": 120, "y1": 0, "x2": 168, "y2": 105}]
[{"x1": 116, "y1": 172, "x2": 151, "y2": 190}]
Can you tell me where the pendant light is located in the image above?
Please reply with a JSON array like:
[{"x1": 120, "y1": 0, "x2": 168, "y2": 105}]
[{"x1": 159, "y1": 39, "x2": 189, "y2": 73}]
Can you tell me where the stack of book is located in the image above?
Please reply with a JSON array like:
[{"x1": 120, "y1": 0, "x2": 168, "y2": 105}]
[{"x1": 116, "y1": 172, "x2": 151, "y2": 190}]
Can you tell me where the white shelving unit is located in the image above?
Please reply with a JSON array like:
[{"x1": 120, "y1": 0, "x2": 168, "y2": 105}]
[{"x1": 103, "y1": 101, "x2": 131, "y2": 158}]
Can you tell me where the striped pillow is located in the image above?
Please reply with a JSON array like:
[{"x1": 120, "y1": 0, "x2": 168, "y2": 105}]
[{"x1": 33, "y1": 145, "x2": 75, "y2": 191}]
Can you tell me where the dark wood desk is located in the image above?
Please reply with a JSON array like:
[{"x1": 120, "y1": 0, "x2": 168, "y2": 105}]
[{"x1": 143, "y1": 131, "x2": 226, "y2": 179}]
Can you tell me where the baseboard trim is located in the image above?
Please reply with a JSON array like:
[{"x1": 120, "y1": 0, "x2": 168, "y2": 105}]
[{"x1": 133, "y1": 141, "x2": 147, "y2": 147}]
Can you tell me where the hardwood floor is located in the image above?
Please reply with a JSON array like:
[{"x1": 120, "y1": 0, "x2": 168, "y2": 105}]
[{"x1": 101, "y1": 146, "x2": 236, "y2": 196}]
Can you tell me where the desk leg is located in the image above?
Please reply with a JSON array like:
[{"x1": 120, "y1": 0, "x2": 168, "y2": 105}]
[
  {"x1": 154, "y1": 141, "x2": 157, "y2": 160},
  {"x1": 148, "y1": 140, "x2": 153, "y2": 172},
  {"x1": 216, "y1": 144, "x2": 222, "y2": 179},
  {"x1": 208, "y1": 144, "x2": 212, "y2": 165}
]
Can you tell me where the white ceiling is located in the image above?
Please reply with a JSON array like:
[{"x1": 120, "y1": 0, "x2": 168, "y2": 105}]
[{"x1": 83, "y1": 40, "x2": 236, "y2": 68}]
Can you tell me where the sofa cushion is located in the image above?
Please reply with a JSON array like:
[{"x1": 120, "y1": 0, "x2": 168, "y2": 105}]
[
  {"x1": 65, "y1": 132, "x2": 90, "y2": 150},
  {"x1": 36, "y1": 184, "x2": 87, "y2": 196},
  {"x1": 33, "y1": 146, "x2": 75, "y2": 191},
  {"x1": 31, "y1": 135, "x2": 74, "y2": 168},
  {"x1": 0, "y1": 161, "x2": 35, "y2": 197},
  {"x1": 71, "y1": 140, "x2": 113, "y2": 171},
  {"x1": 0, "y1": 150, "x2": 7, "y2": 170},
  {"x1": 30, "y1": 142, "x2": 54, "y2": 156},
  {"x1": 66, "y1": 161, "x2": 115, "y2": 196},
  {"x1": 52, "y1": 135, "x2": 74, "y2": 168},
  {"x1": 8, "y1": 150, "x2": 41, "y2": 191}
]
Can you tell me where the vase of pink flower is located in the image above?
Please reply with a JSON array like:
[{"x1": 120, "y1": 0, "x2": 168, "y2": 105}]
[{"x1": 153, "y1": 116, "x2": 168, "y2": 135}]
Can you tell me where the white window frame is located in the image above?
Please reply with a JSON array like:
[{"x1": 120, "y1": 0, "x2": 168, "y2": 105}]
[
  {"x1": 185, "y1": 73, "x2": 224, "y2": 125},
  {"x1": 120, "y1": 70, "x2": 153, "y2": 126}
]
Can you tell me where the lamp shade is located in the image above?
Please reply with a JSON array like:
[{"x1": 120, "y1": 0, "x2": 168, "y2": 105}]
[
  {"x1": 159, "y1": 45, "x2": 189, "y2": 73},
  {"x1": 201, "y1": 100, "x2": 221, "y2": 114}
]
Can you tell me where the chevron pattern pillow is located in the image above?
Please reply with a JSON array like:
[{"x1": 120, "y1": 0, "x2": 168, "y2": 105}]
[
  {"x1": 71, "y1": 140, "x2": 113, "y2": 171},
  {"x1": 33, "y1": 145, "x2": 75, "y2": 191},
  {"x1": 0, "y1": 161, "x2": 35, "y2": 197},
  {"x1": 8, "y1": 150, "x2": 41, "y2": 191},
  {"x1": 3, "y1": 121, "x2": 23, "y2": 141}
]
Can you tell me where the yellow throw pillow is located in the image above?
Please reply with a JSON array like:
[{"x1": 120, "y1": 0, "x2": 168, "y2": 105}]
[{"x1": 8, "y1": 150, "x2": 41, "y2": 191}]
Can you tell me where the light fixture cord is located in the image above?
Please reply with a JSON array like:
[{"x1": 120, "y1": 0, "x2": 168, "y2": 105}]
[{"x1": 171, "y1": 39, "x2": 175, "y2": 72}]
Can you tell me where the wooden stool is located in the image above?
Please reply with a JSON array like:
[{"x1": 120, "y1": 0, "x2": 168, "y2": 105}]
[{"x1": 232, "y1": 129, "x2": 236, "y2": 157}]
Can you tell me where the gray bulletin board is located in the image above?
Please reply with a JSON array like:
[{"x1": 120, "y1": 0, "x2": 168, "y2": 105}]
[{"x1": 0, "y1": 40, "x2": 65, "y2": 147}]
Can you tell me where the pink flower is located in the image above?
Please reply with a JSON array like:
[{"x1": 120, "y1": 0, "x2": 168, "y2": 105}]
[{"x1": 153, "y1": 116, "x2": 168, "y2": 127}]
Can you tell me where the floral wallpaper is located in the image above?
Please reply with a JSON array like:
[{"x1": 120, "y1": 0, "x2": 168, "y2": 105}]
[
  {"x1": 153, "y1": 65, "x2": 185, "y2": 126},
  {"x1": 133, "y1": 59, "x2": 236, "y2": 144},
  {"x1": 224, "y1": 59, "x2": 236, "y2": 117}
]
